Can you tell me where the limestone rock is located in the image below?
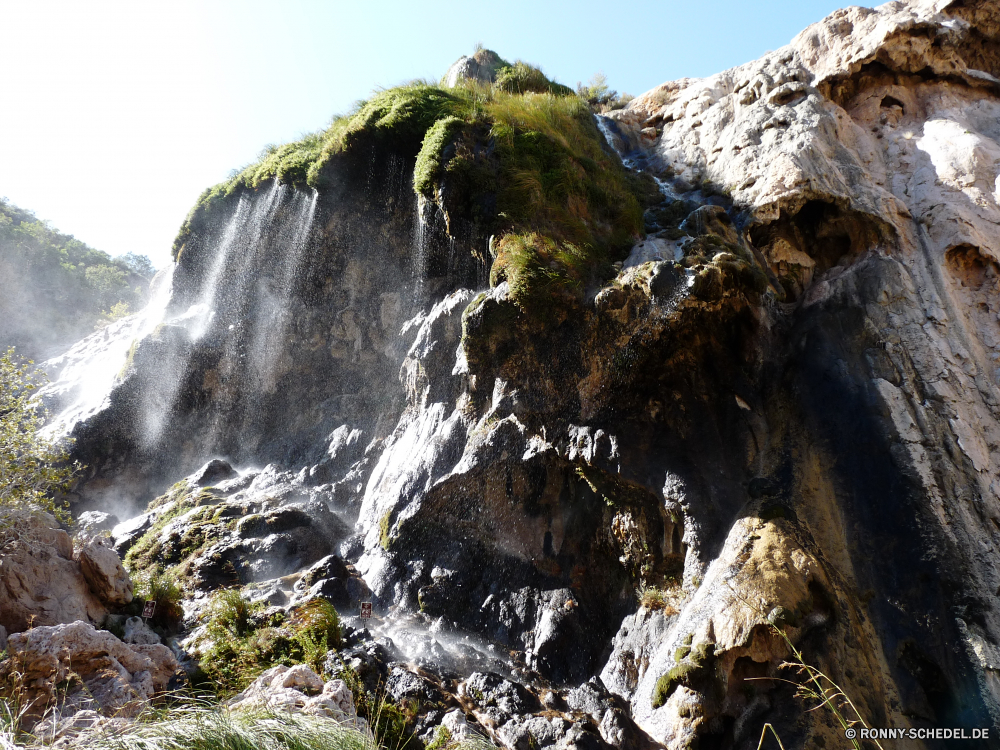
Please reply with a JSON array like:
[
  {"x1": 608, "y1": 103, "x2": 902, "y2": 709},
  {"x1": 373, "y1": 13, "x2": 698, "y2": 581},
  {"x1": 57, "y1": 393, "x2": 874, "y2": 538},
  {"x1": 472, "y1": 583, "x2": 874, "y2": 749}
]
[
  {"x1": 78, "y1": 537, "x2": 133, "y2": 607},
  {"x1": 122, "y1": 616, "x2": 160, "y2": 645},
  {"x1": 0, "y1": 620, "x2": 177, "y2": 723},
  {"x1": 228, "y1": 664, "x2": 365, "y2": 729},
  {"x1": 75, "y1": 511, "x2": 119, "y2": 543},
  {"x1": 0, "y1": 512, "x2": 107, "y2": 633},
  {"x1": 187, "y1": 458, "x2": 238, "y2": 487},
  {"x1": 443, "y1": 48, "x2": 507, "y2": 88}
]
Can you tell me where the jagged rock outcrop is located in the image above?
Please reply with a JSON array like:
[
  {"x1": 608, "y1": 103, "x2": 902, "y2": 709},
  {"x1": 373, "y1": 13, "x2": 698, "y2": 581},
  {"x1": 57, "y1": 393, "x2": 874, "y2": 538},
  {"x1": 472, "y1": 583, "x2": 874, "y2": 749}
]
[
  {"x1": 1, "y1": 621, "x2": 177, "y2": 725},
  {"x1": 0, "y1": 512, "x2": 109, "y2": 632},
  {"x1": 443, "y1": 48, "x2": 508, "y2": 88},
  {"x1": 228, "y1": 664, "x2": 366, "y2": 729},
  {"x1": 37, "y1": 1, "x2": 1000, "y2": 748},
  {"x1": 78, "y1": 537, "x2": 133, "y2": 606}
]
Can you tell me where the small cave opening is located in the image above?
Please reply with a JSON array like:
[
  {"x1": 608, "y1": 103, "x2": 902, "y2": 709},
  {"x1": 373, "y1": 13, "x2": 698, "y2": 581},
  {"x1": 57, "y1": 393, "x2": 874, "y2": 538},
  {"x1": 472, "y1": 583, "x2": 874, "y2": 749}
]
[
  {"x1": 671, "y1": 524, "x2": 682, "y2": 556},
  {"x1": 880, "y1": 94, "x2": 905, "y2": 112},
  {"x1": 749, "y1": 200, "x2": 884, "y2": 301},
  {"x1": 945, "y1": 244, "x2": 998, "y2": 292}
]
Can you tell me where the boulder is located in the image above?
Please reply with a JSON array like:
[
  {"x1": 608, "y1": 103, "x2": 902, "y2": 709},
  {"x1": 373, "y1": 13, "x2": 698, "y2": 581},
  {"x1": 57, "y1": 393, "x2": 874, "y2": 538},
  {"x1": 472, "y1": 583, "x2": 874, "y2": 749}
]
[
  {"x1": 228, "y1": 664, "x2": 365, "y2": 729},
  {"x1": 78, "y1": 537, "x2": 133, "y2": 607},
  {"x1": 0, "y1": 512, "x2": 107, "y2": 633},
  {"x1": 187, "y1": 458, "x2": 238, "y2": 487},
  {"x1": 111, "y1": 512, "x2": 153, "y2": 557},
  {"x1": 0, "y1": 620, "x2": 177, "y2": 723},
  {"x1": 443, "y1": 48, "x2": 507, "y2": 89},
  {"x1": 75, "y1": 511, "x2": 120, "y2": 543},
  {"x1": 122, "y1": 616, "x2": 160, "y2": 645}
]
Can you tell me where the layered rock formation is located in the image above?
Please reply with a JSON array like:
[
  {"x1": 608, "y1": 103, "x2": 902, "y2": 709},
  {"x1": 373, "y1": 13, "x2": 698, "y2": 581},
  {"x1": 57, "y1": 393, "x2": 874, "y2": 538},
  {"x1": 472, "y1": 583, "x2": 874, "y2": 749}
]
[
  {"x1": 0, "y1": 513, "x2": 177, "y2": 736},
  {"x1": 32, "y1": 1, "x2": 1000, "y2": 748}
]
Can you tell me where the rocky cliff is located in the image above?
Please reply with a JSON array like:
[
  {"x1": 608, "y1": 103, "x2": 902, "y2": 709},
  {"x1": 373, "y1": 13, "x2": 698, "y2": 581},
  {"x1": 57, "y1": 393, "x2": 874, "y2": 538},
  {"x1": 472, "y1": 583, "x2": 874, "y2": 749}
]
[{"x1": 30, "y1": 1, "x2": 1000, "y2": 748}]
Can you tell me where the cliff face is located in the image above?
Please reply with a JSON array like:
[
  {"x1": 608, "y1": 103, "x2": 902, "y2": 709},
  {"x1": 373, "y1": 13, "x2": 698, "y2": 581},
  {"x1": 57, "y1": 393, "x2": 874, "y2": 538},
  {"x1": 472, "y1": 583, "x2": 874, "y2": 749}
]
[
  {"x1": 36, "y1": 1, "x2": 1000, "y2": 748},
  {"x1": 599, "y1": 0, "x2": 1000, "y2": 744}
]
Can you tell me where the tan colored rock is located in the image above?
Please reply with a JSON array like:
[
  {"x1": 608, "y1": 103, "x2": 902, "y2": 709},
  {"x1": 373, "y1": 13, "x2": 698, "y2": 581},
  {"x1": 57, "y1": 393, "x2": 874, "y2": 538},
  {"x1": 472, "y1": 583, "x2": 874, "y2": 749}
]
[
  {"x1": 606, "y1": 0, "x2": 1000, "y2": 744},
  {"x1": 0, "y1": 512, "x2": 107, "y2": 633},
  {"x1": 78, "y1": 537, "x2": 133, "y2": 607},
  {"x1": 228, "y1": 664, "x2": 365, "y2": 730},
  {"x1": 0, "y1": 620, "x2": 177, "y2": 724}
]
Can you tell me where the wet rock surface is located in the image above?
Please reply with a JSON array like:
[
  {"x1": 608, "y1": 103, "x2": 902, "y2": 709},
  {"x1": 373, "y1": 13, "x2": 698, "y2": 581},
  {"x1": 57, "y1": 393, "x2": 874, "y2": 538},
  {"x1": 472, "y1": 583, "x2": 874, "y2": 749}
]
[{"x1": 30, "y1": 1, "x2": 1000, "y2": 748}]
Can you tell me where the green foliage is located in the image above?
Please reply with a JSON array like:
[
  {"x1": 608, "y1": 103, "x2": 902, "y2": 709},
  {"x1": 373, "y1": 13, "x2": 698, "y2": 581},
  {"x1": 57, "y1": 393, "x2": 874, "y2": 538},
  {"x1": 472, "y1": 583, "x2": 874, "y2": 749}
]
[
  {"x1": 0, "y1": 198, "x2": 155, "y2": 359},
  {"x1": 414, "y1": 116, "x2": 465, "y2": 197},
  {"x1": 171, "y1": 52, "x2": 644, "y2": 314},
  {"x1": 291, "y1": 598, "x2": 343, "y2": 649},
  {"x1": 426, "y1": 726, "x2": 453, "y2": 750},
  {"x1": 490, "y1": 233, "x2": 590, "y2": 311},
  {"x1": 206, "y1": 587, "x2": 260, "y2": 639},
  {"x1": 85, "y1": 705, "x2": 373, "y2": 750},
  {"x1": 576, "y1": 72, "x2": 633, "y2": 112},
  {"x1": 132, "y1": 566, "x2": 185, "y2": 628},
  {"x1": 0, "y1": 348, "x2": 78, "y2": 549},
  {"x1": 198, "y1": 588, "x2": 344, "y2": 696},
  {"x1": 494, "y1": 61, "x2": 573, "y2": 96}
]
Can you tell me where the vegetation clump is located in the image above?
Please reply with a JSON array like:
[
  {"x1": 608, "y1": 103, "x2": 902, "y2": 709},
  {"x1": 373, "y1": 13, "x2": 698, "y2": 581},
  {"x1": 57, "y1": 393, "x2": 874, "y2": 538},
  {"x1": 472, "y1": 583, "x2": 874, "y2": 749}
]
[
  {"x1": 197, "y1": 588, "x2": 343, "y2": 695},
  {"x1": 122, "y1": 483, "x2": 234, "y2": 589},
  {"x1": 85, "y1": 706, "x2": 372, "y2": 750},
  {"x1": 172, "y1": 52, "x2": 644, "y2": 314},
  {"x1": 0, "y1": 347, "x2": 80, "y2": 550}
]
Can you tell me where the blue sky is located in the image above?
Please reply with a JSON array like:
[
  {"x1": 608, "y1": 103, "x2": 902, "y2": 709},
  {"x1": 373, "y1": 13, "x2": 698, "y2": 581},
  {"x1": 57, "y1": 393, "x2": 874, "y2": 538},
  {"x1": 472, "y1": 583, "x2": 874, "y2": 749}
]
[{"x1": 0, "y1": 0, "x2": 871, "y2": 269}]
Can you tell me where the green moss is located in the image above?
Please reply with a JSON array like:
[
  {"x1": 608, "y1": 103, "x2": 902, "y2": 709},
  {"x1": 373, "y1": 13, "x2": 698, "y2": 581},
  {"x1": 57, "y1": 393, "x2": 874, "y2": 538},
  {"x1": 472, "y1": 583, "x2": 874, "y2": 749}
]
[
  {"x1": 123, "y1": 484, "x2": 231, "y2": 587},
  {"x1": 653, "y1": 637, "x2": 716, "y2": 709},
  {"x1": 379, "y1": 510, "x2": 394, "y2": 550},
  {"x1": 652, "y1": 662, "x2": 700, "y2": 708},
  {"x1": 414, "y1": 116, "x2": 465, "y2": 197}
]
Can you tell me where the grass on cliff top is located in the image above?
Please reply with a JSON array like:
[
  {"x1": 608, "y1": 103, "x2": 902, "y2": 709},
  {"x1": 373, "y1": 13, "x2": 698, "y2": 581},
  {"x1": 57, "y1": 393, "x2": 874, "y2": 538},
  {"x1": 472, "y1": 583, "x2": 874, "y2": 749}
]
[{"x1": 171, "y1": 56, "x2": 643, "y2": 310}]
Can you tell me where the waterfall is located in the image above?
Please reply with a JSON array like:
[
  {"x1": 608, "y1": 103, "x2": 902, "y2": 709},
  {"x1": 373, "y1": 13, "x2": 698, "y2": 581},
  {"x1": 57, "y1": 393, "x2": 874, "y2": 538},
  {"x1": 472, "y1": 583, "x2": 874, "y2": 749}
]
[
  {"x1": 40, "y1": 181, "x2": 320, "y2": 454},
  {"x1": 141, "y1": 181, "x2": 319, "y2": 451},
  {"x1": 39, "y1": 264, "x2": 176, "y2": 439},
  {"x1": 412, "y1": 194, "x2": 431, "y2": 302}
]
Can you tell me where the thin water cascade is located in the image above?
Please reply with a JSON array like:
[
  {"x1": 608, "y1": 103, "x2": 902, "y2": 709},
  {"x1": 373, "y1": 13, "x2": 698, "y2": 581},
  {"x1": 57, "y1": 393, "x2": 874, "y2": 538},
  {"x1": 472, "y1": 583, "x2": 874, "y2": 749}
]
[
  {"x1": 141, "y1": 181, "x2": 318, "y2": 452},
  {"x1": 246, "y1": 188, "x2": 319, "y2": 395},
  {"x1": 39, "y1": 264, "x2": 176, "y2": 439},
  {"x1": 412, "y1": 194, "x2": 431, "y2": 302}
]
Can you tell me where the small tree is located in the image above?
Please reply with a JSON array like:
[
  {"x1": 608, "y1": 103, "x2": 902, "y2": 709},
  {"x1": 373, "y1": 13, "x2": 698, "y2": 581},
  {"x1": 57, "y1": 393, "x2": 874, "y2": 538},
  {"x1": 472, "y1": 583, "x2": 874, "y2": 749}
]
[{"x1": 0, "y1": 347, "x2": 78, "y2": 548}]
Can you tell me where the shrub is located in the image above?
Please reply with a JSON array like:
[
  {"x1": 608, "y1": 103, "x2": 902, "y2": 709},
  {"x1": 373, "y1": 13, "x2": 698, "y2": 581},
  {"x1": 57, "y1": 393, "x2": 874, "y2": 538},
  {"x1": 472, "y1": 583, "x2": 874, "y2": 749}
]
[
  {"x1": 0, "y1": 347, "x2": 80, "y2": 552},
  {"x1": 494, "y1": 61, "x2": 573, "y2": 96},
  {"x1": 290, "y1": 598, "x2": 342, "y2": 649},
  {"x1": 132, "y1": 566, "x2": 185, "y2": 629},
  {"x1": 199, "y1": 588, "x2": 345, "y2": 696},
  {"x1": 206, "y1": 587, "x2": 261, "y2": 640}
]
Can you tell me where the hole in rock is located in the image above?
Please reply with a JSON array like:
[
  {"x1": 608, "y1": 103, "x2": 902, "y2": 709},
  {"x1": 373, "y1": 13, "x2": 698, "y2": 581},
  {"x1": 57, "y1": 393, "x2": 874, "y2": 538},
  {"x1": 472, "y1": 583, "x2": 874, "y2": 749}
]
[
  {"x1": 543, "y1": 530, "x2": 554, "y2": 557},
  {"x1": 749, "y1": 200, "x2": 884, "y2": 301},
  {"x1": 880, "y1": 95, "x2": 905, "y2": 112},
  {"x1": 945, "y1": 244, "x2": 998, "y2": 291}
]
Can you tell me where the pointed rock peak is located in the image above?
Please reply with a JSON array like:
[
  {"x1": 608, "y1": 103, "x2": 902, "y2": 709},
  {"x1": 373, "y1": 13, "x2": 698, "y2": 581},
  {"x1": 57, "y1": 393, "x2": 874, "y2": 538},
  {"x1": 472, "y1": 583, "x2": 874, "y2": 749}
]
[{"x1": 442, "y1": 47, "x2": 509, "y2": 88}]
